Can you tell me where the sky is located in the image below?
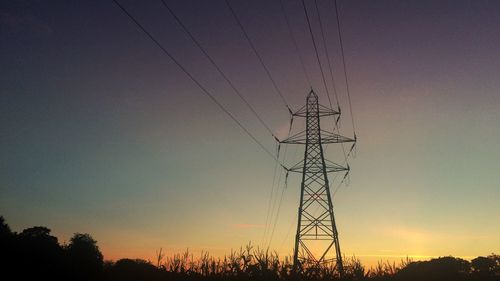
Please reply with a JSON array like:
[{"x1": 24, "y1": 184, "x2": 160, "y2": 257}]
[{"x1": 1, "y1": 0, "x2": 499, "y2": 267}]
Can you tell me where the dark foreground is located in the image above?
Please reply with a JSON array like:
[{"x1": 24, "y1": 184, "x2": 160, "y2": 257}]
[{"x1": 1, "y1": 216, "x2": 498, "y2": 281}]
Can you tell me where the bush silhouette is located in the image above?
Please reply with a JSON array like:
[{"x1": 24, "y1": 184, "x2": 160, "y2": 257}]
[{"x1": 105, "y1": 259, "x2": 163, "y2": 281}]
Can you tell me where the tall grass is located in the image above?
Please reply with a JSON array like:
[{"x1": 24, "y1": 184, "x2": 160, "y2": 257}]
[
  {"x1": 135, "y1": 245, "x2": 498, "y2": 281},
  {"x1": 149, "y1": 243, "x2": 370, "y2": 280}
]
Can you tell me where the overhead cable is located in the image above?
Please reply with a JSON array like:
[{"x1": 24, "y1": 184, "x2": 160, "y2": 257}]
[
  {"x1": 300, "y1": 0, "x2": 334, "y2": 109},
  {"x1": 224, "y1": 0, "x2": 292, "y2": 113},
  {"x1": 112, "y1": 0, "x2": 279, "y2": 162},
  {"x1": 160, "y1": 0, "x2": 276, "y2": 138},
  {"x1": 314, "y1": 0, "x2": 340, "y2": 108},
  {"x1": 333, "y1": 0, "x2": 357, "y2": 136},
  {"x1": 279, "y1": 0, "x2": 312, "y2": 88}
]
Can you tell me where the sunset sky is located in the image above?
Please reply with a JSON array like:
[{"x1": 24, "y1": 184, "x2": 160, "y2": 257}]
[{"x1": 1, "y1": 0, "x2": 499, "y2": 267}]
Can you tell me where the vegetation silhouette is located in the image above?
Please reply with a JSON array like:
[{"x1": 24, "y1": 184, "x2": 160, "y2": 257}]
[{"x1": 0, "y1": 216, "x2": 498, "y2": 281}]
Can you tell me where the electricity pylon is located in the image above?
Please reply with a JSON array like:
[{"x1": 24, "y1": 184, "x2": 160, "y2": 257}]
[{"x1": 281, "y1": 90, "x2": 355, "y2": 273}]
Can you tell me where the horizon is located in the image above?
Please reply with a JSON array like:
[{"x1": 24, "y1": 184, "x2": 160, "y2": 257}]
[{"x1": 0, "y1": 215, "x2": 493, "y2": 269}]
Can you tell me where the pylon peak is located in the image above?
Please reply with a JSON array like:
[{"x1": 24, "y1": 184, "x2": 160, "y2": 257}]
[{"x1": 308, "y1": 89, "x2": 317, "y2": 98}]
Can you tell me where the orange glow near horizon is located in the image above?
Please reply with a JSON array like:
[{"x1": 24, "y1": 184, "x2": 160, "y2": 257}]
[{"x1": 100, "y1": 246, "x2": 484, "y2": 269}]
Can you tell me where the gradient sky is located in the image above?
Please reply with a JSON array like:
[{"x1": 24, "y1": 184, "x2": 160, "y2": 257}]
[{"x1": 1, "y1": 0, "x2": 499, "y2": 267}]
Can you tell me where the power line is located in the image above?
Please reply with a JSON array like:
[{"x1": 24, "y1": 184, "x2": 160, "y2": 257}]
[
  {"x1": 278, "y1": 0, "x2": 312, "y2": 88},
  {"x1": 112, "y1": 0, "x2": 278, "y2": 162},
  {"x1": 267, "y1": 172, "x2": 287, "y2": 249},
  {"x1": 162, "y1": 0, "x2": 288, "y2": 245},
  {"x1": 160, "y1": 0, "x2": 276, "y2": 138},
  {"x1": 264, "y1": 123, "x2": 292, "y2": 247},
  {"x1": 333, "y1": 0, "x2": 356, "y2": 135},
  {"x1": 265, "y1": 143, "x2": 290, "y2": 248},
  {"x1": 224, "y1": 0, "x2": 292, "y2": 112},
  {"x1": 300, "y1": 0, "x2": 334, "y2": 109},
  {"x1": 330, "y1": 140, "x2": 357, "y2": 199},
  {"x1": 262, "y1": 121, "x2": 290, "y2": 247},
  {"x1": 278, "y1": 212, "x2": 296, "y2": 253},
  {"x1": 313, "y1": 0, "x2": 349, "y2": 171},
  {"x1": 262, "y1": 142, "x2": 281, "y2": 246},
  {"x1": 320, "y1": 0, "x2": 358, "y2": 202},
  {"x1": 265, "y1": 162, "x2": 285, "y2": 247},
  {"x1": 314, "y1": 0, "x2": 340, "y2": 108}
]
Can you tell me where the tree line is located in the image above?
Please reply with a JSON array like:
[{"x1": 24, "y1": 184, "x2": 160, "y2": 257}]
[{"x1": 0, "y1": 216, "x2": 498, "y2": 281}]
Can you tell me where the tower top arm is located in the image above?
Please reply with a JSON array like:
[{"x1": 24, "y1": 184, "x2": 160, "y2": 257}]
[{"x1": 280, "y1": 130, "x2": 355, "y2": 145}]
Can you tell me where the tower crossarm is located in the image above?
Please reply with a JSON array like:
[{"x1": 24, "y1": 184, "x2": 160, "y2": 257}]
[
  {"x1": 288, "y1": 158, "x2": 348, "y2": 173},
  {"x1": 320, "y1": 130, "x2": 355, "y2": 144},
  {"x1": 280, "y1": 129, "x2": 355, "y2": 144}
]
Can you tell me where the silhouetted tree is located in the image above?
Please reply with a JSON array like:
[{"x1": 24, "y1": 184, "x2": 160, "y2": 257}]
[
  {"x1": 395, "y1": 256, "x2": 471, "y2": 281},
  {"x1": 17, "y1": 226, "x2": 65, "y2": 279},
  {"x1": 0, "y1": 216, "x2": 13, "y2": 237},
  {"x1": 0, "y1": 216, "x2": 16, "y2": 275},
  {"x1": 471, "y1": 254, "x2": 500, "y2": 281},
  {"x1": 472, "y1": 256, "x2": 495, "y2": 273},
  {"x1": 489, "y1": 254, "x2": 500, "y2": 274},
  {"x1": 66, "y1": 233, "x2": 104, "y2": 280}
]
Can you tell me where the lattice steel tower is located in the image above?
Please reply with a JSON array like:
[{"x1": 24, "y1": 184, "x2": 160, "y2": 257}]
[{"x1": 282, "y1": 90, "x2": 355, "y2": 273}]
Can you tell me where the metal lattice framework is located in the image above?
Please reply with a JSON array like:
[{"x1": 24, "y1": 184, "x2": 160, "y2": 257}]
[{"x1": 281, "y1": 90, "x2": 355, "y2": 273}]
